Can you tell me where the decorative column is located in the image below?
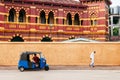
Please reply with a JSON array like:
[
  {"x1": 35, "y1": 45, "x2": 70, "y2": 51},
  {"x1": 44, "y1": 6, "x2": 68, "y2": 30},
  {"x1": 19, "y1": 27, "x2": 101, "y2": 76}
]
[
  {"x1": 80, "y1": 20, "x2": 81, "y2": 26},
  {"x1": 119, "y1": 28, "x2": 120, "y2": 36},
  {"x1": 72, "y1": 18, "x2": 74, "y2": 25},
  {"x1": 16, "y1": 14, "x2": 19, "y2": 22},
  {"x1": 0, "y1": 3, "x2": 5, "y2": 21},
  {"x1": 54, "y1": 18, "x2": 56, "y2": 24},
  {"x1": 46, "y1": 16, "x2": 48, "y2": 24},
  {"x1": 37, "y1": 16, "x2": 39, "y2": 23},
  {"x1": 64, "y1": 18, "x2": 66, "y2": 25},
  {"x1": 110, "y1": 15, "x2": 113, "y2": 36},
  {"x1": 6, "y1": 14, "x2": 8, "y2": 22},
  {"x1": 25, "y1": 16, "x2": 28, "y2": 23}
]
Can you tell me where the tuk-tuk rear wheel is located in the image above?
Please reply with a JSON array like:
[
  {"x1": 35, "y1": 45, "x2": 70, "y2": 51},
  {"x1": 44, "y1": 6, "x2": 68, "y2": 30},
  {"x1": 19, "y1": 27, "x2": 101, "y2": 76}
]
[
  {"x1": 19, "y1": 67, "x2": 24, "y2": 72},
  {"x1": 45, "y1": 66, "x2": 49, "y2": 71}
]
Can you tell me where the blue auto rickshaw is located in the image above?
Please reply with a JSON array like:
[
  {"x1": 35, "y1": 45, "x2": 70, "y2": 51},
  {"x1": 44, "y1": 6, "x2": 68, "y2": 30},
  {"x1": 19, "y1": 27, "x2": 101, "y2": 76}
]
[{"x1": 18, "y1": 51, "x2": 49, "y2": 72}]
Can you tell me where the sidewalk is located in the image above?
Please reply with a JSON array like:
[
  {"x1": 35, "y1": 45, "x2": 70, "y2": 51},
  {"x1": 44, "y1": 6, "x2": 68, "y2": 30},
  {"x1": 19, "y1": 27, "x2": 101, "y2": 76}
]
[
  {"x1": 0, "y1": 65, "x2": 120, "y2": 70},
  {"x1": 50, "y1": 65, "x2": 120, "y2": 70}
]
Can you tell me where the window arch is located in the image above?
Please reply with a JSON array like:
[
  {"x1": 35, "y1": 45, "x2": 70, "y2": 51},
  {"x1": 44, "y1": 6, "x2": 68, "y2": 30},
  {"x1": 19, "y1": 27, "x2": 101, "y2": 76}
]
[
  {"x1": 74, "y1": 13, "x2": 80, "y2": 25},
  {"x1": 66, "y1": 13, "x2": 72, "y2": 25},
  {"x1": 40, "y1": 10, "x2": 46, "y2": 24},
  {"x1": 90, "y1": 13, "x2": 97, "y2": 26},
  {"x1": 69, "y1": 36, "x2": 75, "y2": 39},
  {"x1": 48, "y1": 11, "x2": 54, "y2": 24},
  {"x1": 19, "y1": 9, "x2": 26, "y2": 22},
  {"x1": 11, "y1": 36, "x2": 24, "y2": 42},
  {"x1": 8, "y1": 8, "x2": 16, "y2": 22}
]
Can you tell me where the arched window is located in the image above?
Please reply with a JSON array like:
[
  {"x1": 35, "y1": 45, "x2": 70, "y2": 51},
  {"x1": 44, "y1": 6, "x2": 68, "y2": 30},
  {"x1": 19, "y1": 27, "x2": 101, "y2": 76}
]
[
  {"x1": 8, "y1": 8, "x2": 16, "y2": 22},
  {"x1": 40, "y1": 10, "x2": 46, "y2": 24},
  {"x1": 48, "y1": 11, "x2": 54, "y2": 24},
  {"x1": 19, "y1": 9, "x2": 26, "y2": 22},
  {"x1": 74, "y1": 13, "x2": 80, "y2": 25},
  {"x1": 90, "y1": 13, "x2": 97, "y2": 26},
  {"x1": 41, "y1": 36, "x2": 52, "y2": 42},
  {"x1": 66, "y1": 13, "x2": 72, "y2": 25},
  {"x1": 11, "y1": 36, "x2": 24, "y2": 42}
]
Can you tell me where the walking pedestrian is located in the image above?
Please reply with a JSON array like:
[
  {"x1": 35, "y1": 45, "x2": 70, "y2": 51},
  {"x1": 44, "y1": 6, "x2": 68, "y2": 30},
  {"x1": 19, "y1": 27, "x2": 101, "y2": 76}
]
[{"x1": 90, "y1": 51, "x2": 96, "y2": 67}]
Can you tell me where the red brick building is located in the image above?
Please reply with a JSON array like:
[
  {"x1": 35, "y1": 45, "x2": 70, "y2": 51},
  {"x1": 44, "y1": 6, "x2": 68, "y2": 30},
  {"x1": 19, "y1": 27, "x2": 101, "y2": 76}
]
[{"x1": 0, "y1": 0, "x2": 111, "y2": 42}]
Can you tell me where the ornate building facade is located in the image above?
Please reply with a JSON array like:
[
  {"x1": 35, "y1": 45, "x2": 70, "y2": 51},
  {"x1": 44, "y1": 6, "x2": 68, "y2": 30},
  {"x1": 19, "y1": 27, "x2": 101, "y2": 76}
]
[{"x1": 0, "y1": 0, "x2": 111, "y2": 42}]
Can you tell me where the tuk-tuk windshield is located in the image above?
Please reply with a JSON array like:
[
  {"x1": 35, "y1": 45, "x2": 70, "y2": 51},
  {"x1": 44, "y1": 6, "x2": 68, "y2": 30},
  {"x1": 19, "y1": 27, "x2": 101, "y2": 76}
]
[{"x1": 40, "y1": 53, "x2": 45, "y2": 58}]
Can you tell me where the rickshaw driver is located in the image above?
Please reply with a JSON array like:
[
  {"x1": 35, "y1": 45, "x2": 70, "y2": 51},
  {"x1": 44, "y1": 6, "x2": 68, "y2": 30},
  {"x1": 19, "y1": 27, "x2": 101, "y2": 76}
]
[{"x1": 33, "y1": 54, "x2": 40, "y2": 67}]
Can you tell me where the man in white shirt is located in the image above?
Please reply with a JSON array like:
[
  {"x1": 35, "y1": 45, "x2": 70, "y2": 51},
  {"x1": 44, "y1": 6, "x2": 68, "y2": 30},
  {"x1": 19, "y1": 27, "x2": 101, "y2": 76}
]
[{"x1": 90, "y1": 51, "x2": 96, "y2": 67}]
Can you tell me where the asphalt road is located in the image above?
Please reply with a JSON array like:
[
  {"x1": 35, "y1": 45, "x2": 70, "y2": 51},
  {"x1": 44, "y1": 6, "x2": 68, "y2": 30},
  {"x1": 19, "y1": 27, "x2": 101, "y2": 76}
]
[{"x1": 0, "y1": 70, "x2": 120, "y2": 80}]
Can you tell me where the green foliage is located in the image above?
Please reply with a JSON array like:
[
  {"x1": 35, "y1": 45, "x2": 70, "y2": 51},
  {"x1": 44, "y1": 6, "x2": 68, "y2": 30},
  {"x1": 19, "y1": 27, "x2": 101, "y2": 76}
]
[{"x1": 113, "y1": 27, "x2": 119, "y2": 36}]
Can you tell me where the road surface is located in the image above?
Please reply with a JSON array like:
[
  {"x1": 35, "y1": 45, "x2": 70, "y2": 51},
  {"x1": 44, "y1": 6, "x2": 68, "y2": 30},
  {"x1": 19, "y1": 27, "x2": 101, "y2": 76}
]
[{"x1": 0, "y1": 70, "x2": 120, "y2": 80}]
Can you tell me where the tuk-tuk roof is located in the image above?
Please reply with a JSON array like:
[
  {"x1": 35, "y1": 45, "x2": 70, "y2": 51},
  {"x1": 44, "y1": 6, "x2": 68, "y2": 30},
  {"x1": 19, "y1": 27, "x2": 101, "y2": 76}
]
[
  {"x1": 21, "y1": 51, "x2": 42, "y2": 55},
  {"x1": 20, "y1": 51, "x2": 42, "y2": 60}
]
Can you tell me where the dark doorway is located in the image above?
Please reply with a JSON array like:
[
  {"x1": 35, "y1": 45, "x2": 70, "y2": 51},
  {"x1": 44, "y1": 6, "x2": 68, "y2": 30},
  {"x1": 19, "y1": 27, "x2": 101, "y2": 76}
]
[
  {"x1": 41, "y1": 37, "x2": 52, "y2": 42},
  {"x1": 11, "y1": 36, "x2": 24, "y2": 42}
]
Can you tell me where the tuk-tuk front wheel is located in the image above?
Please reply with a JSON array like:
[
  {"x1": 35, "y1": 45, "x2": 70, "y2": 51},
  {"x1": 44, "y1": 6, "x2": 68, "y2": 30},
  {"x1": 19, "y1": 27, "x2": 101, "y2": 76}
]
[
  {"x1": 19, "y1": 67, "x2": 24, "y2": 72},
  {"x1": 45, "y1": 66, "x2": 49, "y2": 71}
]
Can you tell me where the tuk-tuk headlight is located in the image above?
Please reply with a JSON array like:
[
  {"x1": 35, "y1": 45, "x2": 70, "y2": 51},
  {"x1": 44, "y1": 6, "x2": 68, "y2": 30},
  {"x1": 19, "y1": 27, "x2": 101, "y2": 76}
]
[{"x1": 43, "y1": 60, "x2": 46, "y2": 62}]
